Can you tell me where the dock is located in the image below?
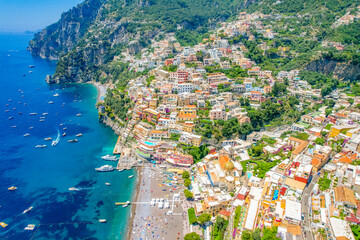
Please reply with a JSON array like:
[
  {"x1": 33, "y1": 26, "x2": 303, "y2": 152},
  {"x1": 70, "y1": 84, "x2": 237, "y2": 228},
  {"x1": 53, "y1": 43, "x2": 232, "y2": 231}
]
[{"x1": 113, "y1": 136, "x2": 122, "y2": 155}]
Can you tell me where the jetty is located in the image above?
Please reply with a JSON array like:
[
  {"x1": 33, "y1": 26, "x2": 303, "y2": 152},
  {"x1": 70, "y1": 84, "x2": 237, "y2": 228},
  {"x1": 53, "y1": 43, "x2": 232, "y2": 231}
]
[{"x1": 113, "y1": 136, "x2": 122, "y2": 155}]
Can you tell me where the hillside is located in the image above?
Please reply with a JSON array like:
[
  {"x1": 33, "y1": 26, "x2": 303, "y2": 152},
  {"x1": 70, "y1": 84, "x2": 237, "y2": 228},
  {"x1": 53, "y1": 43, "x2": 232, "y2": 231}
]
[{"x1": 28, "y1": 0, "x2": 256, "y2": 83}]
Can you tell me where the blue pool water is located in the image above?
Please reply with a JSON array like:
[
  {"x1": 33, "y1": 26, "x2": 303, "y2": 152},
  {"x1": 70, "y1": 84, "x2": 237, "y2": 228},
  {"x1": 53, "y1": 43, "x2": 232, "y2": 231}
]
[
  {"x1": 0, "y1": 33, "x2": 136, "y2": 239},
  {"x1": 144, "y1": 141, "x2": 156, "y2": 146}
]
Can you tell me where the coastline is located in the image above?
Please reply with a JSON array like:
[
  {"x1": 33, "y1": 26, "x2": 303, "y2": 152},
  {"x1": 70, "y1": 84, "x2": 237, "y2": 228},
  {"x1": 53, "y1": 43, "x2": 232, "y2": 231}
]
[
  {"x1": 127, "y1": 166, "x2": 142, "y2": 240},
  {"x1": 90, "y1": 81, "x2": 108, "y2": 103}
]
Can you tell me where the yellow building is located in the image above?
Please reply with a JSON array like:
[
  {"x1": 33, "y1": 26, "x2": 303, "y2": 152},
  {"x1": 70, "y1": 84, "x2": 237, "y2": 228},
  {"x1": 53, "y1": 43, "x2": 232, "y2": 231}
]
[{"x1": 329, "y1": 125, "x2": 355, "y2": 138}]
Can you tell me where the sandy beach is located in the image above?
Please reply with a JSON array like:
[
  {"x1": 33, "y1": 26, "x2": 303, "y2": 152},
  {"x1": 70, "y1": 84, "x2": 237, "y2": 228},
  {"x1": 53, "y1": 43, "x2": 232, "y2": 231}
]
[{"x1": 128, "y1": 164, "x2": 186, "y2": 240}]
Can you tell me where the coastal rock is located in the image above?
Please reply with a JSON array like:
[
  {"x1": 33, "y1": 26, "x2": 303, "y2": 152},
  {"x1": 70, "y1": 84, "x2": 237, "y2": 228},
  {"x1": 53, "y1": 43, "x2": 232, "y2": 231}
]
[
  {"x1": 28, "y1": 0, "x2": 102, "y2": 60},
  {"x1": 100, "y1": 115, "x2": 123, "y2": 135}
]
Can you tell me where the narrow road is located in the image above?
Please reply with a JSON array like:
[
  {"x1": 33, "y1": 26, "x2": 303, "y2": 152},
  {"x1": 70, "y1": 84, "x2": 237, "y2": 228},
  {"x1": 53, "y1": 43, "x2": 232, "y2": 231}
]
[{"x1": 301, "y1": 173, "x2": 321, "y2": 240}]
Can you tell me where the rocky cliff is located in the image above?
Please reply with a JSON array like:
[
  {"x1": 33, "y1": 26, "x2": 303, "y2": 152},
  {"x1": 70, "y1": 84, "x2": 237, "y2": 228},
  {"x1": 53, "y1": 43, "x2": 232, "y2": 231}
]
[
  {"x1": 28, "y1": 0, "x2": 103, "y2": 60},
  {"x1": 306, "y1": 58, "x2": 360, "y2": 82}
]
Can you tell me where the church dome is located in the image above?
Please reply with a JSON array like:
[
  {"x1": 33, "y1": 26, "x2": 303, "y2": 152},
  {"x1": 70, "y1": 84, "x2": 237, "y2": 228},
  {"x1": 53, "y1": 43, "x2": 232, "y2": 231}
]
[{"x1": 224, "y1": 161, "x2": 235, "y2": 171}]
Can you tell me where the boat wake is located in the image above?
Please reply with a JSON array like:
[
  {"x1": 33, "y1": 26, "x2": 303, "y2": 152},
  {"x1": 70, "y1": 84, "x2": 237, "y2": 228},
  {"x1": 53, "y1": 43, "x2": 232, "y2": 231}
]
[{"x1": 51, "y1": 130, "x2": 61, "y2": 147}]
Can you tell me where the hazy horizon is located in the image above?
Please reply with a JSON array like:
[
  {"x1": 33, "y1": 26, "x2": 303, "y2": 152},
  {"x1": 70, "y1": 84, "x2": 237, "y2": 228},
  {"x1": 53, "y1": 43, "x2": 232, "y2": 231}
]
[{"x1": 0, "y1": 0, "x2": 83, "y2": 32}]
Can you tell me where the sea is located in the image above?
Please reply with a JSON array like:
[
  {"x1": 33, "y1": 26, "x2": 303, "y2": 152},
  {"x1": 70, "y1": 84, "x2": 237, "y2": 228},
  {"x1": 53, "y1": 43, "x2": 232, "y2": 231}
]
[{"x1": 0, "y1": 33, "x2": 136, "y2": 240}]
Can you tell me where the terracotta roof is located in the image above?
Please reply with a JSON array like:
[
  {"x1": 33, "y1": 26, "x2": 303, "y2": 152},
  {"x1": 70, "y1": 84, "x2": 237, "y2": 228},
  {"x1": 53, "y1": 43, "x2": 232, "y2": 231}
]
[
  {"x1": 177, "y1": 114, "x2": 197, "y2": 118},
  {"x1": 339, "y1": 156, "x2": 352, "y2": 164},
  {"x1": 218, "y1": 155, "x2": 229, "y2": 170},
  {"x1": 334, "y1": 186, "x2": 357, "y2": 206},
  {"x1": 293, "y1": 141, "x2": 309, "y2": 155},
  {"x1": 219, "y1": 210, "x2": 231, "y2": 217}
]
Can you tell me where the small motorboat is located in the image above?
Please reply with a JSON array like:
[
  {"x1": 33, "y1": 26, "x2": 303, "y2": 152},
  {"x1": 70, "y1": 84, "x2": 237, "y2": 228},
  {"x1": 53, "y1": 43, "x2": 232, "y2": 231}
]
[
  {"x1": 128, "y1": 175, "x2": 134, "y2": 179},
  {"x1": 69, "y1": 187, "x2": 80, "y2": 191},
  {"x1": 48, "y1": 101, "x2": 54, "y2": 104},
  {"x1": 76, "y1": 133, "x2": 83, "y2": 137},
  {"x1": 76, "y1": 113, "x2": 82, "y2": 116},
  {"x1": 29, "y1": 127, "x2": 34, "y2": 129},
  {"x1": 24, "y1": 224, "x2": 35, "y2": 230},
  {"x1": 42, "y1": 113, "x2": 48, "y2": 116},
  {"x1": 0, "y1": 222, "x2": 8, "y2": 228},
  {"x1": 5, "y1": 110, "x2": 9, "y2": 112},
  {"x1": 39, "y1": 119, "x2": 45, "y2": 122},
  {"x1": 29, "y1": 113, "x2": 37, "y2": 115},
  {"x1": 62, "y1": 132, "x2": 66, "y2": 137},
  {"x1": 22, "y1": 206, "x2": 33, "y2": 214},
  {"x1": 35, "y1": 145, "x2": 47, "y2": 148},
  {"x1": 8, "y1": 116, "x2": 13, "y2": 120},
  {"x1": 28, "y1": 65, "x2": 35, "y2": 68},
  {"x1": 99, "y1": 219, "x2": 107, "y2": 223},
  {"x1": 8, "y1": 186, "x2": 17, "y2": 191},
  {"x1": 63, "y1": 127, "x2": 67, "y2": 130},
  {"x1": 44, "y1": 137, "x2": 52, "y2": 141},
  {"x1": 105, "y1": 183, "x2": 111, "y2": 186},
  {"x1": 53, "y1": 93, "x2": 59, "y2": 97},
  {"x1": 23, "y1": 133, "x2": 30, "y2": 137},
  {"x1": 68, "y1": 139, "x2": 78, "y2": 143}
]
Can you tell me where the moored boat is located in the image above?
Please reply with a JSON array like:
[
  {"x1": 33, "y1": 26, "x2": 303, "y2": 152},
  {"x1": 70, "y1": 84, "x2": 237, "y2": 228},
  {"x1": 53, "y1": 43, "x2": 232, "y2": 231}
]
[
  {"x1": 68, "y1": 139, "x2": 78, "y2": 143},
  {"x1": 128, "y1": 175, "x2": 134, "y2": 179},
  {"x1": 99, "y1": 219, "x2": 107, "y2": 223},
  {"x1": 95, "y1": 165, "x2": 114, "y2": 172},
  {"x1": 101, "y1": 155, "x2": 117, "y2": 161}
]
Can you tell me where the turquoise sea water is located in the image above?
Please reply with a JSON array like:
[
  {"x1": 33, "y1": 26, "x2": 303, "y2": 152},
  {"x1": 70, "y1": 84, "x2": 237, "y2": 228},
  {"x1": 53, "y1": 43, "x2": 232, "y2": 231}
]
[{"x1": 0, "y1": 33, "x2": 135, "y2": 239}]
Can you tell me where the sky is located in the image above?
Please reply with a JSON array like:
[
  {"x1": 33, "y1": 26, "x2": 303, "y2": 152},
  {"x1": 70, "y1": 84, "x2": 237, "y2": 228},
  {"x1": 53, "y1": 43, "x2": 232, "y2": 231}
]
[{"x1": 0, "y1": 0, "x2": 84, "y2": 32}]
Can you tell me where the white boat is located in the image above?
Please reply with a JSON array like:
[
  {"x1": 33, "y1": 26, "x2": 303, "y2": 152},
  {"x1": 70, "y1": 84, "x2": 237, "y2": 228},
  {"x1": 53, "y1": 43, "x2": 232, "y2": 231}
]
[
  {"x1": 42, "y1": 113, "x2": 48, "y2": 116},
  {"x1": 122, "y1": 204, "x2": 128, "y2": 208},
  {"x1": 118, "y1": 169, "x2": 124, "y2": 172},
  {"x1": 51, "y1": 130, "x2": 61, "y2": 146},
  {"x1": 128, "y1": 175, "x2": 134, "y2": 179},
  {"x1": 39, "y1": 119, "x2": 45, "y2": 122},
  {"x1": 11, "y1": 125, "x2": 16, "y2": 128},
  {"x1": 5, "y1": 110, "x2": 9, "y2": 112},
  {"x1": 99, "y1": 219, "x2": 107, "y2": 223},
  {"x1": 48, "y1": 101, "x2": 54, "y2": 104},
  {"x1": 29, "y1": 127, "x2": 34, "y2": 129},
  {"x1": 69, "y1": 187, "x2": 80, "y2": 191},
  {"x1": 62, "y1": 132, "x2": 66, "y2": 137},
  {"x1": 53, "y1": 93, "x2": 59, "y2": 97},
  {"x1": 44, "y1": 137, "x2": 52, "y2": 141},
  {"x1": 22, "y1": 206, "x2": 33, "y2": 214},
  {"x1": 23, "y1": 133, "x2": 30, "y2": 137},
  {"x1": 68, "y1": 139, "x2": 78, "y2": 143},
  {"x1": 101, "y1": 155, "x2": 118, "y2": 161},
  {"x1": 63, "y1": 127, "x2": 67, "y2": 130},
  {"x1": 8, "y1": 116, "x2": 13, "y2": 120},
  {"x1": 8, "y1": 186, "x2": 17, "y2": 191},
  {"x1": 95, "y1": 165, "x2": 114, "y2": 172},
  {"x1": 76, "y1": 113, "x2": 82, "y2": 116},
  {"x1": 105, "y1": 183, "x2": 111, "y2": 186},
  {"x1": 76, "y1": 133, "x2": 83, "y2": 137},
  {"x1": 29, "y1": 113, "x2": 37, "y2": 115},
  {"x1": 35, "y1": 145, "x2": 46, "y2": 148},
  {"x1": 24, "y1": 224, "x2": 35, "y2": 231}
]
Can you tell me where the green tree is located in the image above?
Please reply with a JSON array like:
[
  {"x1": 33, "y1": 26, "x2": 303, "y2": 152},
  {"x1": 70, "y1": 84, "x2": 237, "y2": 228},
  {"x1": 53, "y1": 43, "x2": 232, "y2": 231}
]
[
  {"x1": 348, "y1": 98, "x2": 355, "y2": 105},
  {"x1": 184, "y1": 179, "x2": 191, "y2": 188},
  {"x1": 252, "y1": 228, "x2": 262, "y2": 240},
  {"x1": 184, "y1": 189, "x2": 194, "y2": 200},
  {"x1": 184, "y1": 232, "x2": 200, "y2": 240},
  {"x1": 241, "y1": 230, "x2": 252, "y2": 240},
  {"x1": 182, "y1": 170, "x2": 190, "y2": 179},
  {"x1": 253, "y1": 145, "x2": 263, "y2": 157},
  {"x1": 198, "y1": 213, "x2": 211, "y2": 225},
  {"x1": 315, "y1": 138, "x2": 325, "y2": 145},
  {"x1": 325, "y1": 108, "x2": 332, "y2": 116}
]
